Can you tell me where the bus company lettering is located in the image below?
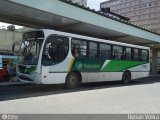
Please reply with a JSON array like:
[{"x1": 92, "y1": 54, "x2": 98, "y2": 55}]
[{"x1": 84, "y1": 63, "x2": 101, "y2": 69}]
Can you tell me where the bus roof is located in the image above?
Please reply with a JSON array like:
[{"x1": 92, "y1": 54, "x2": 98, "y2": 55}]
[{"x1": 25, "y1": 29, "x2": 150, "y2": 50}]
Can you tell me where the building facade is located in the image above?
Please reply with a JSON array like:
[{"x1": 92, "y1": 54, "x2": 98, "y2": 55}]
[
  {"x1": 0, "y1": 29, "x2": 22, "y2": 51},
  {"x1": 100, "y1": 0, "x2": 160, "y2": 34},
  {"x1": 71, "y1": 0, "x2": 87, "y2": 6}
]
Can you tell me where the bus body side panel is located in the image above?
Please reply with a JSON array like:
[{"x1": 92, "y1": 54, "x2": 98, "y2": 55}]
[
  {"x1": 131, "y1": 72, "x2": 149, "y2": 80},
  {"x1": 86, "y1": 72, "x2": 123, "y2": 83},
  {"x1": 128, "y1": 63, "x2": 150, "y2": 79},
  {"x1": 70, "y1": 58, "x2": 150, "y2": 82},
  {"x1": 41, "y1": 38, "x2": 72, "y2": 84},
  {"x1": 41, "y1": 56, "x2": 73, "y2": 84},
  {"x1": 81, "y1": 73, "x2": 88, "y2": 83}
]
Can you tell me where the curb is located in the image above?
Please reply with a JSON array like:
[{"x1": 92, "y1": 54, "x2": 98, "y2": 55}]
[{"x1": 0, "y1": 81, "x2": 27, "y2": 86}]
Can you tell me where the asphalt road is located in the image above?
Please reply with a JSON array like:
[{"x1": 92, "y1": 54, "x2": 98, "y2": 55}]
[{"x1": 0, "y1": 76, "x2": 160, "y2": 114}]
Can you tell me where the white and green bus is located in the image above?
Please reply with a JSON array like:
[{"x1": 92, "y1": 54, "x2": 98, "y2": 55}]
[{"x1": 13, "y1": 29, "x2": 150, "y2": 88}]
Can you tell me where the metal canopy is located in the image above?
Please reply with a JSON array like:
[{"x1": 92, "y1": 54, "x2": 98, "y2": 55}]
[{"x1": 0, "y1": 0, "x2": 160, "y2": 46}]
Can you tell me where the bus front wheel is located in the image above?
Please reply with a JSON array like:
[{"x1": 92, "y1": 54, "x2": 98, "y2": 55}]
[
  {"x1": 122, "y1": 71, "x2": 131, "y2": 84},
  {"x1": 65, "y1": 72, "x2": 81, "y2": 89}
]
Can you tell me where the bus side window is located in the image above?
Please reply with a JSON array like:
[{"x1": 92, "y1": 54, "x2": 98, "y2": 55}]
[
  {"x1": 113, "y1": 45, "x2": 123, "y2": 60},
  {"x1": 99, "y1": 43, "x2": 111, "y2": 59},
  {"x1": 89, "y1": 42, "x2": 98, "y2": 59},
  {"x1": 42, "y1": 35, "x2": 69, "y2": 66},
  {"x1": 71, "y1": 39, "x2": 87, "y2": 58},
  {"x1": 141, "y1": 50, "x2": 148, "y2": 62},
  {"x1": 126, "y1": 47, "x2": 132, "y2": 61},
  {"x1": 72, "y1": 47, "x2": 79, "y2": 57},
  {"x1": 133, "y1": 48, "x2": 139, "y2": 61}
]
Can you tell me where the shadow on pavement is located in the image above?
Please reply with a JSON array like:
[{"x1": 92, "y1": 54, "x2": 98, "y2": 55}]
[{"x1": 0, "y1": 76, "x2": 160, "y2": 102}]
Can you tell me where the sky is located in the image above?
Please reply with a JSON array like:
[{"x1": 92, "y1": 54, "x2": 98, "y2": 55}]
[
  {"x1": 0, "y1": 0, "x2": 107, "y2": 28},
  {"x1": 0, "y1": 22, "x2": 22, "y2": 29},
  {"x1": 87, "y1": 0, "x2": 107, "y2": 10}
]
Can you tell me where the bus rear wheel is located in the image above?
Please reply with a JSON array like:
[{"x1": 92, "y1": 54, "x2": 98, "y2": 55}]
[
  {"x1": 65, "y1": 72, "x2": 80, "y2": 89},
  {"x1": 122, "y1": 71, "x2": 131, "y2": 84}
]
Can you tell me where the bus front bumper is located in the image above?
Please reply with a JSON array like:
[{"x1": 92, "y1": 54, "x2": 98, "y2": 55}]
[{"x1": 18, "y1": 72, "x2": 35, "y2": 83}]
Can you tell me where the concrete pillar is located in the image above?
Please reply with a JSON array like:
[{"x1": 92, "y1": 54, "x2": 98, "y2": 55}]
[{"x1": 151, "y1": 49, "x2": 159, "y2": 75}]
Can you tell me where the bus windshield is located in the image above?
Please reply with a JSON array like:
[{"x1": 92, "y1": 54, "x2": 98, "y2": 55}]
[
  {"x1": 20, "y1": 31, "x2": 44, "y2": 65},
  {"x1": 21, "y1": 39, "x2": 43, "y2": 65}
]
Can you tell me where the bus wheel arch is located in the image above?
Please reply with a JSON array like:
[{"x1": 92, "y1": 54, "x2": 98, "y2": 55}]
[
  {"x1": 122, "y1": 70, "x2": 131, "y2": 84},
  {"x1": 65, "y1": 71, "x2": 82, "y2": 89}
]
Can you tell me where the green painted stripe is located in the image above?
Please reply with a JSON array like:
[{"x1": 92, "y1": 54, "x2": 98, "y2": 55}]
[
  {"x1": 101, "y1": 60, "x2": 145, "y2": 72},
  {"x1": 71, "y1": 58, "x2": 104, "y2": 72},
  {"x1": 70, "y1": 58, "x2": 147, "y2": 72}
]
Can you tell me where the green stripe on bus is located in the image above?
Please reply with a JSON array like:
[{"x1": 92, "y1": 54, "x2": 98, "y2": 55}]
[
  {"x1": 100, "y1": 60, "x2": 145, "y2": 72},
  {"x1": 70, "y1": 58, "x2": 104, "y2": 72},
  {"x1": 70, "y1": 58, "x2": 146, "y2": 72}
]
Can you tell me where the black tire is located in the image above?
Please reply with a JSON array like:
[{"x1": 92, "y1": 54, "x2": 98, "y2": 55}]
[
  {"x1": 65, "y1": 72, "x2": 80, "y2": 89},
  {"x1": 122, "y1": 71, "x2": 131, "y2": 84}
]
